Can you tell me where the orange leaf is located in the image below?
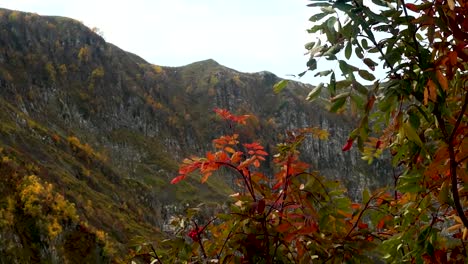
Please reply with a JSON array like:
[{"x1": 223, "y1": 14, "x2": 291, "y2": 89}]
[
  {"x1": 436, "y1": 70, "x2": 448, "y2": 91},
  {"x1": 424, "y1": 79, "x2": 437, "y2": 104},
  {"x1": 170, "y1": 175, "x2": 185, "y2": 184},
  {"x1": 224, "y1": 146, "x2": 236, "y2": 154},
  {"x1": 351, "y1": 203, "x2": 361, "y2": 210},
  {"x1": 253, "y1": 159, "x2": 260, "y2": 168},
  {"x1": 377, "y1": 218, "x2": 385, "y2": 229},
  {"x1": 231, "y1": 151, "x2": 243, "y2": 164},
  {"x1": 255, "y1": 150, "x2": 268, "y2": 156},
  {"x1": 448, "y1": 51, "x2": 458, "y2": 66},
  {"x1": 238, "y1": 156, "x2": 255, "y2": 169},
  {"x1": 206, "y1": 152, "x2": 215, "y2": 161},
  {"x1": 200, "y1": 172, "x2": 212, "y2": 183},
  {"x1": 218, "y1": 151, "x2": 229, "y2": 162}
]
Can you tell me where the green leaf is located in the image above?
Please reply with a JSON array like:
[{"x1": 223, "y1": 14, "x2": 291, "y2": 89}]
[
  {"x1": 307, "y1": 83, "x2": 323, "y2": 101},
  {"x1": 326, "y1": 16, "x2": 337, "y2": 32},
  {"x1": 361, "y1": 39, "x2": 369, "y2": 49},
  {"x1": 362, "y1": 189, "x2": 370, "y2": 203},
  {"x1": 339, "y1": 60, "x2": 359, "y2": 74},
  {"x1": 332, "y1": 92, "x2": 350, "y2": 101},
  {"x1": 309, "y1": 13, "x2": 329, "y2": 22},
  {"x1": 273, "y1": 80, "x2": 289, "y2": 94},
  {"x1": 408, "y1": 111, "x2": 420, "y2": 130},
  {"x1": 403, "y1": 122, "x2": 423, "y2": 147},
  {"x1": 329, "y1": 72, "x2": 336, "y2": 96},
  {"x1": 307, "y1": 2, "x2": 331, "y2": 7},
  {"x1": 314, "y1": 70, "x2": 332, "y2": 77},
  {"x1": 335, "y1": 79, "x2": 353, "y2": 90},
  {"x1": 358, "y1": 69, "x2": 376, "y2": 81},
  {"x1": 363, "y1": 58, "x2": 378, "y2": 71},
  {"x1": 371, "y1": 0, "x2": 388, "y2": 7},
  {"x1": 330, "y1": 96, "x2": 347, "y2": 112},
  {"x1": 350, "y1": 93, "x2": 365, "y2": 108},
  {"x1": 345, "y1": 41, "x2": 352, "y2": 60},
  {"x1": 320, "y1": 6, "x2": 335, "y2": 14},
  {"x1": 353, "y1": 81, "x2": 368, "y2": 95},
  {"x1": 307, "y1": 58, "x2": 317, "y2": 71},
  {"x1": 333, "y1": 2, "x2": 353, "y2": 12},
  {"x1": 355, "y1": 46, "x2": 364, "y2": 59}
]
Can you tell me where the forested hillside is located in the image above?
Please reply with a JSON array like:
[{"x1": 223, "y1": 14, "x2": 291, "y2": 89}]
[{"x1": 0, "y1": 8, "x2": 389, "y2": 262}]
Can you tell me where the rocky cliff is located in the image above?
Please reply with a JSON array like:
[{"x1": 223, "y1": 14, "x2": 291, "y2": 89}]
[{"x1": 0, "y1": 8, "x2": 391, "y2": 262}]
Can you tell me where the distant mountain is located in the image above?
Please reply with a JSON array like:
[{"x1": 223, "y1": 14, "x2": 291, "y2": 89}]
[{"x1": 0, "y1": 8, "x2": 391, "y2": 262}]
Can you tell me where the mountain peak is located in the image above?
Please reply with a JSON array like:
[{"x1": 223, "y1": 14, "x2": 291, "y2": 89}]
[{"x1": 187, "y1": 58, "x2": 221, "y2": 67}]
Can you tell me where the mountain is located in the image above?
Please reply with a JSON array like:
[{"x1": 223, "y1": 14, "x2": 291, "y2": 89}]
[{"x1": 0, "y1": 8, "x2": 391, "y2": 262}]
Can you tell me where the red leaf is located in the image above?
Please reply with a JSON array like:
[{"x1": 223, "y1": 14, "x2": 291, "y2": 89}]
[
  {"x1": 253, "y1": 159, "x2": 260, "y2": 168},
  {"x1": 376, "y1": 218, "x2": 385, "y2": 229},
  {"x1": 405, "y1": 3, "x2": 418, "y2": 12},
  {"x1": 214, "y1": 108, "x2": 250, "y2": 124},
  {"x1": 206, "y1": 152, "x2": 215, "y2": 161},
  {"x1": 244, "y1": 142, "x2": 264, "y2": 150},
  {"x1": 358, "y1": 222, "x2": 369, "y2": 229},
  {"x1": 277, "y1": 223, "x2": 290, "y2": 233},
  {"x1": 342, "y1": 138, "x2": 354, "y2": 151},
  {"x1": 257, "y1": 199, "x2": 266, "y2": 214},
  {"x1": 375, "y1": 140, "x2": 382, "y2": 149},
  {"x1": 171, "y1": 175, "x2": 185, "y2": 184}
]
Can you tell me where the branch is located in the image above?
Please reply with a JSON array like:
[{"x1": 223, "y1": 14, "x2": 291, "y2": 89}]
[
  {"x1": 449, "y1": 91, "x2": 468, "y2": 142},
  {"x1": 400, "y1": 0, "x2": 423, "y2": 64},
  {"x1": 215, "y1": 161, "x2": 257, "y2": 202},
  {"x1": 435, "y1": 107, "x2": 468, "y2": 228},
  {"x1": 193, "y1": 221, "x2": 207, "y2": 260},
  {"x1": 150, "y1": 244, "x2": 164, "y2": 264}
]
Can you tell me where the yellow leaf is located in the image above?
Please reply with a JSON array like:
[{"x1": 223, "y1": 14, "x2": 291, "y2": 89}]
[
  {"x1": 446, "y1": 223, "x2": 462, "y2": 233},
  {"x1": 448, "y1": 0, "x2": 455, "y2": 10},
  {"x1": 424, "y1": 86, "x2": 429, "y2": 105}
]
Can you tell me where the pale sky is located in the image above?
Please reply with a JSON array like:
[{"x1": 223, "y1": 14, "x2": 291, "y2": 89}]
[{"x1": 2, "y1": 0, "x2": 321, "y2": 84}]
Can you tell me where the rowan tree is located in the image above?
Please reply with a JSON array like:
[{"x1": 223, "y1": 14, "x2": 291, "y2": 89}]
[{"x1": 303, "y1": 0, "x2": 468, "y2": 261}]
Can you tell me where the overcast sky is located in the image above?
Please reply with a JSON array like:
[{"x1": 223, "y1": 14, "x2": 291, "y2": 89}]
[{"x1": 2, "y1": 0, "x2": 322, "y2": 84}]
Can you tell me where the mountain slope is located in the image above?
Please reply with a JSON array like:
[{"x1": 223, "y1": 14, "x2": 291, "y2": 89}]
[{"x1": 0, "y1": 8, "x2": 390, "y2": 262}]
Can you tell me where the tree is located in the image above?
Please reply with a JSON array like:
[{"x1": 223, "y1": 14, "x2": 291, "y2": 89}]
[
  {"x1": 304, "y1": 0, "x2": 468, "y2": 262},
  {"x1": 139, "y1": 109, "x2": 380, "y2": 263}
]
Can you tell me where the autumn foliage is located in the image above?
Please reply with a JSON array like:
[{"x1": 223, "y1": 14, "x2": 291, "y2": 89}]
[
  {"x1": 132, "y1": 0, "x2": 468, "y2": 262},
  {"x1": 131, "y1": 109, "x2": 390, "y2": 263}
]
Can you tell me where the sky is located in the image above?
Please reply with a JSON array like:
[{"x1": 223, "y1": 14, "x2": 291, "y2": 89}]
[{"x1": 1, "y1": 0, "x2": 321, "y2": 85}]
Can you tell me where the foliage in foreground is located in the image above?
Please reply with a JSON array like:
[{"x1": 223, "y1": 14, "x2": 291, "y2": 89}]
[
  {"x1": 131, "y1": 0, "x2": 467, "y2": 263},
  {"x1": 131, "y1": 109, "x2": 384, "y2": 263}
]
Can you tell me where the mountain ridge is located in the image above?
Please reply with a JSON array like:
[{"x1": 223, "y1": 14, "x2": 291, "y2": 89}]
[{"x1": 0, "y1": 8, "x2": 390, "y2": 262}]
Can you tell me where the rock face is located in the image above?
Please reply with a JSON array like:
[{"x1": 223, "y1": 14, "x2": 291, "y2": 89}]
[{"x1": 0, "y1": 8, "x2": 391, "y2": 262}]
